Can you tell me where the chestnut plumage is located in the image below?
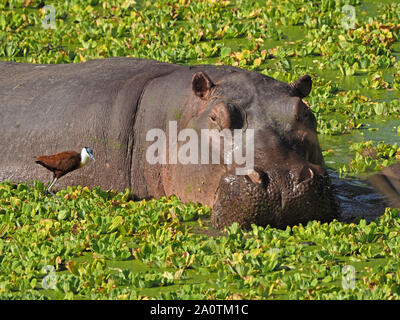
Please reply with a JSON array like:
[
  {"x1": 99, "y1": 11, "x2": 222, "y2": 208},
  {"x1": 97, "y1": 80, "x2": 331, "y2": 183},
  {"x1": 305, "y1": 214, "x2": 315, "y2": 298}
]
[{"x1": 35, "y1": 147, "x2": 95, "y2": 195}]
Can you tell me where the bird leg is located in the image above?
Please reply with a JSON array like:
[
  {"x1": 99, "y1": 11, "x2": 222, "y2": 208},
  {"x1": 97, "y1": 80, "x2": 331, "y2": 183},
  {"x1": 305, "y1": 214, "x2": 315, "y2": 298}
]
[{"x1": 46, "y1": 177, "x2": 58, "y2": 196}]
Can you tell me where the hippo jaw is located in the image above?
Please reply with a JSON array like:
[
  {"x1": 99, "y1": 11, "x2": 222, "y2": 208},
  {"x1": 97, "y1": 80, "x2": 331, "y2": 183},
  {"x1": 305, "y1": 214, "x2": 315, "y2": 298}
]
[{"x1": 211, "y1": 167, "x2": 338, "y2": 230}]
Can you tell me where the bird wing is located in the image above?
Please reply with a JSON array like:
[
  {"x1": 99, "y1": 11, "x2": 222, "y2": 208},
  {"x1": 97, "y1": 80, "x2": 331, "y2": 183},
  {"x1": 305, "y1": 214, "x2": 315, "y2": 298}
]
[{"x1": 35, "y1": 151, "x2": 80, "y2": 173}]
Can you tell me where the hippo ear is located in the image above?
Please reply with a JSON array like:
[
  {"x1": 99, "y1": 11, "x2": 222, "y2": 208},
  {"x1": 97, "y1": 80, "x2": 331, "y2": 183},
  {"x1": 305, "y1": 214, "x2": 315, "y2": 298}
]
[
  {"x1": 192, "y1": 71, "x2": 214, "y2": 99},
  {"x1": 290, "y1": 75, "x2": 312, "y2": 98}
]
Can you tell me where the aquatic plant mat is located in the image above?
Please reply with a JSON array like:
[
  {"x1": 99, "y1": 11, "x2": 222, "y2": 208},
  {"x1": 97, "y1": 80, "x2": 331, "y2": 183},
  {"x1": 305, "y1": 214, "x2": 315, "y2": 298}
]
[
  {"x1": 1, "y1": 181, "x2": 400, "y2": 299},
  {"x1": 2, "y1": 0, "x2": 400, "y2": 300}
]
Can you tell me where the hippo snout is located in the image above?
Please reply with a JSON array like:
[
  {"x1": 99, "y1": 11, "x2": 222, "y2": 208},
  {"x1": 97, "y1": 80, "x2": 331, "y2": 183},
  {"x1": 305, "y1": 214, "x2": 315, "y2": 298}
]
[{"x1": 212, "y1": 164, "x2": 337, "y2": 230}]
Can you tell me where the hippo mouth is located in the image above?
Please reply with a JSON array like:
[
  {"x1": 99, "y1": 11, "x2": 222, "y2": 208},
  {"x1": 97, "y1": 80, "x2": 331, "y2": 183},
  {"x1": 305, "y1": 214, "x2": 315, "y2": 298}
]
[{"x1": 212, "y1": 167, "x2": 338, "y2": 230}]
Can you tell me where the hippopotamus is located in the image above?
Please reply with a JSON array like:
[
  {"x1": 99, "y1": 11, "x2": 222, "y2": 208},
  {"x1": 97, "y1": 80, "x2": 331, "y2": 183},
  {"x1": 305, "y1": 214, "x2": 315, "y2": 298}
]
[{"x1": 0, "y1": 57, "x2": 337, "y2": 229}]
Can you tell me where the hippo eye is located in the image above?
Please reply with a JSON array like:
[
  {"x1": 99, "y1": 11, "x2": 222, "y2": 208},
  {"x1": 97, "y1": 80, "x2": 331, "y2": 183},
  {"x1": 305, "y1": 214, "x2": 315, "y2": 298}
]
[{"x1": 208, "y1": 102, "x2": 246, "y2": 130}]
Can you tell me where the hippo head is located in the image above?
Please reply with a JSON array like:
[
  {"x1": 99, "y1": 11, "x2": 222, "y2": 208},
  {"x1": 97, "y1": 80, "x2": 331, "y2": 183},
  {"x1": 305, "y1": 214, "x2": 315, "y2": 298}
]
[{"x1": 163, "y1": 67, "x2": 338, "y2": 230}]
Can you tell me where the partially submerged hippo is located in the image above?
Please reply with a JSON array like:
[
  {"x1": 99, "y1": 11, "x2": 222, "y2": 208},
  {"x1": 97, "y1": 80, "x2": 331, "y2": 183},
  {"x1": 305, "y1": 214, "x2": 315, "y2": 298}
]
[{"x1": 0, "y1": 58, "x2": 337, "y2": 229}]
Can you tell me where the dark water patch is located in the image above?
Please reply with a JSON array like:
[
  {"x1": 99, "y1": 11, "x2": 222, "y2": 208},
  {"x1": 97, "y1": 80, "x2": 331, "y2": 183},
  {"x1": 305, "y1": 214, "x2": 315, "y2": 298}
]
[{"x1": 330, "y1": 170, "x2": 391, "y2": 223}]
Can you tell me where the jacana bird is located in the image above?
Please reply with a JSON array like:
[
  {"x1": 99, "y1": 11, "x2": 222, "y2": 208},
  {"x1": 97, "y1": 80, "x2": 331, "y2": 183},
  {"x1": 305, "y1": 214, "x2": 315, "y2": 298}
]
[{"x1": 35, "y1": 147, "x2": 95, "y2": 195}]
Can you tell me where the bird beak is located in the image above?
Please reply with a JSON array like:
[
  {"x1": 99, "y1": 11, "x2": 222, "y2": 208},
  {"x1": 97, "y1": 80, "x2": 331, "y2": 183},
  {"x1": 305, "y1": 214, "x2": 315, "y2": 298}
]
[{"x1": 88, "y1": 152, "x2": 95, "y2": 161}]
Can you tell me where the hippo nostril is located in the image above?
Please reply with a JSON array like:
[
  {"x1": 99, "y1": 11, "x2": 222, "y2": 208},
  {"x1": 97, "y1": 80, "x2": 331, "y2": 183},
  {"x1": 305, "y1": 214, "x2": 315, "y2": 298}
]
[
  {"x1": 246, "y1": 168, "x2": 269, "y2": 187},
  {"x1": 309, "y1": 163, "x2": 328, "y2": 177},
  {"x1": 296, "y1": 166, "x2": 314, "y2": 184},
  {"x1": 308, "y1": 168, "x2": 314, "y2": 180},
  {"x1": 247, "y1": 168, "x2": 262, "y2": 184}
]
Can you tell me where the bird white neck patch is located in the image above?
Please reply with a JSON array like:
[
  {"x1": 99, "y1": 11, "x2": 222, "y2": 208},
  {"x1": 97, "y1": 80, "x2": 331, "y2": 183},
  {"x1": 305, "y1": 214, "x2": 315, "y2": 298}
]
[{"x1": 80, "y1": 148, "x2": 90, "y2": 168}]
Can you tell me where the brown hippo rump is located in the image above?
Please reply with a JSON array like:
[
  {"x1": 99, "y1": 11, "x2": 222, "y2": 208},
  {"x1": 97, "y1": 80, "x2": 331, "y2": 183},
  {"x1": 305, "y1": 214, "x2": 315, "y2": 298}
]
[{"x1": 0, "y1": 57, "x2": 337, "y2": 229}]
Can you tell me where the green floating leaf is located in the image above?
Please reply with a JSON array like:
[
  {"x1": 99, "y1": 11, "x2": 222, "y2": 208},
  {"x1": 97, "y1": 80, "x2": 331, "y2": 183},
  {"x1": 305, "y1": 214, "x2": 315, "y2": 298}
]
[
  {"x1": 108, "y1": 215, "x2": 124, "y2": 232},
  {"x1": 220, "y1": 46, "x2": 231, "y2": 58},
  {"x1": 0, "y1": 223, "x2": 9, "y2": 238},
  {"x1": 57, "y1": 210, "x2": 69, "y2": 221}
]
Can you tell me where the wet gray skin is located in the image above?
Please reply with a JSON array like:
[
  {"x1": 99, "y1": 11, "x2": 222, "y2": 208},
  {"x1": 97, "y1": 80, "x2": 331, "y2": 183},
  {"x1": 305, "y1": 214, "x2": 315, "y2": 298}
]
[{"x1": 0, "y1": 58, "x2": 338, "y2": 229}]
